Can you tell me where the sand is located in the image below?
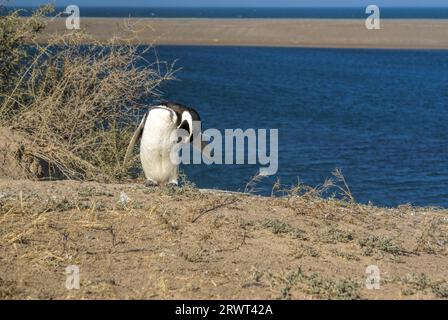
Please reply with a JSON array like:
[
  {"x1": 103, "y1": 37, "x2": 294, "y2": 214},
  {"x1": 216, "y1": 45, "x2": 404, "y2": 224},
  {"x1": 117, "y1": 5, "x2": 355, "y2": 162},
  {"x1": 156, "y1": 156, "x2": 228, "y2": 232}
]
[
  {"x1": 0, "y1": 178, "x2": 447, "y2": 299},
  {"x1": 39, "y1": 18, "x2": 448, "y2": 49}
]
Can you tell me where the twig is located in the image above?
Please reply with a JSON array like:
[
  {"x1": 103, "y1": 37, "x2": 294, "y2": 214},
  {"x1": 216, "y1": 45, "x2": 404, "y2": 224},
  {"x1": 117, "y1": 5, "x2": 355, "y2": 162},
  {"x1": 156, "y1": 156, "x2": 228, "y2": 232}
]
[{"x1": 192, "y1": 197, "x2": 239, "y2": 223}]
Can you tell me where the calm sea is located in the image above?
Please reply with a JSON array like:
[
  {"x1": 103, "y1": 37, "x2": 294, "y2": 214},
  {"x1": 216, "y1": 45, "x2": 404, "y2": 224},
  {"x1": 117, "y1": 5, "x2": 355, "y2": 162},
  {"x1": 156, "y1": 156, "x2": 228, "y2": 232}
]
[
  {"x1": 6, "y1": 6, "x2": 448, "y2": 19},
  {"x1": 150, "y1": 46, "x2": 448, "y2": 208}
]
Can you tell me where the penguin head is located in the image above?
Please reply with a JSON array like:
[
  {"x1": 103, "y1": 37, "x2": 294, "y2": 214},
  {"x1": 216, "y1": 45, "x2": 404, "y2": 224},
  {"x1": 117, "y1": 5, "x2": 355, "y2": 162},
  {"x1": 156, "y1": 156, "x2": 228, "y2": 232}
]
[
  {"x1": 162, "y1": 102, "x2": 210, "y2": 157},
  {"x1": 164, "y1": 102, "x2": 200, "y2": 144}
]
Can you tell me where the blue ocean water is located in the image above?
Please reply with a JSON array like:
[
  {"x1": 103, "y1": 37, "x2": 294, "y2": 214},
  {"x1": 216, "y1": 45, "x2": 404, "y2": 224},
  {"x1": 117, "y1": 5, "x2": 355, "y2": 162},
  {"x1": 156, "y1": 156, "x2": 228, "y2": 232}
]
[
  {"x1": 149, "y1": 46, "x2": 448, "y2": 208},
  {"x1": 6, "y1": 7, "x2": 448, "y2": 19}
]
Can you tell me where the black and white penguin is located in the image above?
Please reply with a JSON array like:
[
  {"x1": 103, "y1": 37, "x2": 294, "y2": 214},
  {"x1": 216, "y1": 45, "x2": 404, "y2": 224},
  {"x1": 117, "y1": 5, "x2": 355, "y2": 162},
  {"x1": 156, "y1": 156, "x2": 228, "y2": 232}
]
[{"x1": 123, "y1": 102, "x2": 203, "y2": 186}]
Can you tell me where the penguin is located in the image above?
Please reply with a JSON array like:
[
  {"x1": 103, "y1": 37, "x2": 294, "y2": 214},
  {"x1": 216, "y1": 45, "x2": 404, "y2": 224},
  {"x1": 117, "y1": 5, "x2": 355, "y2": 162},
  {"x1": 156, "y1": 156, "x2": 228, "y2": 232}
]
[{"x1": 123, "y1": 102, "x2": 203, "y2": 187}]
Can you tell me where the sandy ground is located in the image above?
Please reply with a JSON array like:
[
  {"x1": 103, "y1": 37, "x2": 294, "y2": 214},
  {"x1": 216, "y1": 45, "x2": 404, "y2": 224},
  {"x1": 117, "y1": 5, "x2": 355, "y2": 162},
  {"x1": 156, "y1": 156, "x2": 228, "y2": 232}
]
[
  {"x1": 39, "y1": 18, "x2": 448, "y2": 49},
  {"x1": 0, "y1": 179, "x2": 447, "y2": 299}
]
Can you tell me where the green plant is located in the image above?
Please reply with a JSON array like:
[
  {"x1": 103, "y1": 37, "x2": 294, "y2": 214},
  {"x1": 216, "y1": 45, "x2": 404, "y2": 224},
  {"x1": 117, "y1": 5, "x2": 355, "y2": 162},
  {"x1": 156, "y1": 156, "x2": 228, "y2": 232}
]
[
  {"x1": 262, "y1": 218, "x2": 307, "y2": 240},
  {"x1": 280, "y1": 268, "x2": 360, "y2": 300},
  {"x1": 431, "y1": 281, "x2": 448, "y2": 298},
  {"x1": 358, "y1": 235, "x2": 406, "y2": 256}
]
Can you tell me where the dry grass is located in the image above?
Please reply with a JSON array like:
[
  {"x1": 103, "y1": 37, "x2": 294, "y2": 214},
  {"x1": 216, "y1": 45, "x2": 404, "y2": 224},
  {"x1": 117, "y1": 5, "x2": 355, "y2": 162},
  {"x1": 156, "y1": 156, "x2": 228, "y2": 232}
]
[
  {"x1": 0, "y1": 178, "x2": 447, "y2": 299},
  {"x1": 0, "y1": 5, "x2": 174, "y2": 181}
]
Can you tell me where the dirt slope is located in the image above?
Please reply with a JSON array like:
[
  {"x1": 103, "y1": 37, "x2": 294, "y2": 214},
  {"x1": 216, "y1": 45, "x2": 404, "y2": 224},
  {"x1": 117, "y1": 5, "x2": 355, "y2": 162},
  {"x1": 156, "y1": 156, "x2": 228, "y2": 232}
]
[{"x1": 0, "y1": 179, "x2": 447, "y2": 299}]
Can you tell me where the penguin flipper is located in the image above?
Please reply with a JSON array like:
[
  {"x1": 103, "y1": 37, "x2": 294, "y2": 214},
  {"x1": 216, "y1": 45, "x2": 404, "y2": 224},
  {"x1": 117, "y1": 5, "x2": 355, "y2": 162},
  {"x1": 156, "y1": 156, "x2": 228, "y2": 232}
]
[{"x1": 123, "y1": 113, "x2": 147, "y2": 169}]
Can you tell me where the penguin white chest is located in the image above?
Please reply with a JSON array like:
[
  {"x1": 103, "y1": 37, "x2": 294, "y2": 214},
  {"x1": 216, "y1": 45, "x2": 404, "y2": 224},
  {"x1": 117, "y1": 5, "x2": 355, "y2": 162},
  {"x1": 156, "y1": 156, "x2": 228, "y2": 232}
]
[{"x1": 140, "y1": 109, "x2": 178, "y2": 184}]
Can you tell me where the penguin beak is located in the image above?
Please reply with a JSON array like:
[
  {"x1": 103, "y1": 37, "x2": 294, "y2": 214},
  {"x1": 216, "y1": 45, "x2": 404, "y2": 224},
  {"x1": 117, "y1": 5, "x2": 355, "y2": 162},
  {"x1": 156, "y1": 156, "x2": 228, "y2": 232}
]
[{"x1": 201, "y1": 140, "x2": 208, "y2": 152}]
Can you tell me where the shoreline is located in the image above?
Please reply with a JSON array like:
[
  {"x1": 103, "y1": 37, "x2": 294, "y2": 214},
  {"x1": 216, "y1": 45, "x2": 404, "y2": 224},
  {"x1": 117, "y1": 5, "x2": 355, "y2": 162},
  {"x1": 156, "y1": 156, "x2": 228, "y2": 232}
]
[{"x1": 38, "y1": 18, "x2": 448, "y2": 49}]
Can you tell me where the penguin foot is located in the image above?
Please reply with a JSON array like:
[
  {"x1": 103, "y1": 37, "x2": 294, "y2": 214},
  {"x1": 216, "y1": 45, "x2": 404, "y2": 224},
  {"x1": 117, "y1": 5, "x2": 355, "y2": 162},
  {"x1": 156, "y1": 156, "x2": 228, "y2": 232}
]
[
  {"x1": 144, "y1": 179, "x2": 159, "y2": 188},
  {"x1": 167, "y1": 180, "x2": 179, "y2": 188}
]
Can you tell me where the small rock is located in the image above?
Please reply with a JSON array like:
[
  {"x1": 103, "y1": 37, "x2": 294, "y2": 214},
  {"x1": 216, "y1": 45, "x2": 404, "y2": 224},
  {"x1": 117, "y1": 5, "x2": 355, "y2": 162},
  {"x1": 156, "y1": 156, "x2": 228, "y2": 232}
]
[
  {"x1": 119, "y1": 192, "x2": 130, "y2": 205},
  {"x1": 85, "y1": 234, "x2": 95, "y2": 240}
]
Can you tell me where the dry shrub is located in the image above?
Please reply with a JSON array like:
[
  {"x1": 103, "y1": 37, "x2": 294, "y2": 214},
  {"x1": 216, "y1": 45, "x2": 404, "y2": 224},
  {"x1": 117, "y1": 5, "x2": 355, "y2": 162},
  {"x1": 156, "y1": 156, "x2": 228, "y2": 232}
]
[
  {"x1": 0, "y1": 4, "x2": 53, "y2": 94},
  {"x1": 0, "y1": 4, "x2": 175, "y2": 181}
]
